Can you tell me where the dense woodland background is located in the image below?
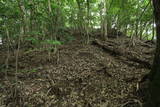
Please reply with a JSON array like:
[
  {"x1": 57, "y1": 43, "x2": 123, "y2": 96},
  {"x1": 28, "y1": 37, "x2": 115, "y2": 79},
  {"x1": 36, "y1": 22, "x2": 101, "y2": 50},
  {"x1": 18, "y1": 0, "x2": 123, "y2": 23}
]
[
  {"x1": 0, "y1": 0, "x2": 154, "y2": 45},
  {"x1": 0, "y1": 0, "x2": 160, "y2": 107}
]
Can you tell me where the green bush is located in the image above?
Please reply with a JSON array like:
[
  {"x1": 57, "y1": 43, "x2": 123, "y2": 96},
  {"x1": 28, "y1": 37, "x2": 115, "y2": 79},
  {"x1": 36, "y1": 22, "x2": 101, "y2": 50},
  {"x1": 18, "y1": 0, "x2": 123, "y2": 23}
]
[{"x1": 45, "y1": 40, "x2": 62, "y2": 45}]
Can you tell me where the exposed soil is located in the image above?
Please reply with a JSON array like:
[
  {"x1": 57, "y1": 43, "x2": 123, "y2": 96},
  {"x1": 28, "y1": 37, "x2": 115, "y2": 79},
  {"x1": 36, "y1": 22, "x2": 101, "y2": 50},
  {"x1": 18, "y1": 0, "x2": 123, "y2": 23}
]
[{"x1": 0, "y1": 36, "x2": 155, "y2": 107}]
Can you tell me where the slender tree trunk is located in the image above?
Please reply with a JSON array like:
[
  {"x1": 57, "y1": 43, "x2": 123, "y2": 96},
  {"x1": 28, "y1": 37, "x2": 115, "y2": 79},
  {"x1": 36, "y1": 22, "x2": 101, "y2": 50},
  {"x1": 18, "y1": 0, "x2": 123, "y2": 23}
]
[
  {"x1": 17, "y1": 0, "x2": 27, "y2": 41},
  {"x1": 4, "y1": 24, "x2": 10, "y2": 79},
  {"x1": 85, "y1": 0, "x2": 90, "y2": 44},
  {"x1": 99, "y1": 2, "x2": 103, "y2": 39},
  {"x1": 139, "y1": 22, "x2": 148, "y2": 40},
  {"x1": 139, "y1": 22, "x2": 143, "y2": 40},
  {"x1": 29, "y1": 0, "x2": 34, "y2": 32},
  {"x1": 104, "y1": 0, "x2": 108, "y2": 39},
  {"x1": 48, "y1": 0, "x2": 54, "y2": 39},
  {"x1": 17, "y1": 0, "x2": 28, "y2": 33},
  {"x1": 76, "y1": 0, "x2": 83, "y2": 34},
  {"x1": 151, "y1": 16, "x2": 155, "y2": 41},
  {"x1": 135, "y1": 20, "x2": 139, "y2": 37},
  {"x1": 124, "y1": 25, "x2": 128, "y2": 36},
  {"x1": 100, "y1": 0, "x2": 108, "y2": 40}
]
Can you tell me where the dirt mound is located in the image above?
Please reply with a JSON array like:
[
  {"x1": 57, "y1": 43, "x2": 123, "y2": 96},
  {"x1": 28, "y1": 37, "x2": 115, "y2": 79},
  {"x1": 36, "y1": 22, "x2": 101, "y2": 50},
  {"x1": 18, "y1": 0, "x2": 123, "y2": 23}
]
[{"x1": 0, "y1": 36, "x2": 155, "y2": 106}]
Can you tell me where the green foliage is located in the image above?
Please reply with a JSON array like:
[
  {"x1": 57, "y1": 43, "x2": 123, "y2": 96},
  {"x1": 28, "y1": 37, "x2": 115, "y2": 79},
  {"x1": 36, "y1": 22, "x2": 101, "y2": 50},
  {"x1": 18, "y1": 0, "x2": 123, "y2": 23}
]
[
  {"x1": 29, "y1": 69, "x2": 37, "y2": 73},
  {"x1": 26, "y1": 31, "x2": 42, "y2": 36},
  {"x1": 25, "y1": 37, "x2": 39, "y2": 45},
  {"x1": 64, "y1": 35, "x2": 75, "y2": 43},
  {"x1": 25, "y1": 37, "x2": 62, "y2": 46},
  {"x1": 45, "y1": 40, "x2": 62, "y2": 45},
  {"x1": 0, "y1": 0, "x2": 154, "y2": 46},
  {"x1": 18, "y1": 69, "x2": 37, "y2": 73}
]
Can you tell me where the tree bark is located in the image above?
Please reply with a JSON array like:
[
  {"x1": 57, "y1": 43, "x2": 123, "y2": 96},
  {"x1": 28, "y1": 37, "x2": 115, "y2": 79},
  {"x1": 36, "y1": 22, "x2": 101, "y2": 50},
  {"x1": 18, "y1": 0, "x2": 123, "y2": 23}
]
[
  {"x1": 151, "y1": 16, "x2": 155, "y2": 41},
  {"x1": 100, "y1": 0, "x2": 108, "y2": 40},
  {"x1": 76, "y1": 0, "x2": 83, "y2": 34},
  {"x1": 146, "y1": 0, "x2": 160, "y2": 106},
  {"x1": 17, "y1": 0, "x2": 28, "y2": 34}
]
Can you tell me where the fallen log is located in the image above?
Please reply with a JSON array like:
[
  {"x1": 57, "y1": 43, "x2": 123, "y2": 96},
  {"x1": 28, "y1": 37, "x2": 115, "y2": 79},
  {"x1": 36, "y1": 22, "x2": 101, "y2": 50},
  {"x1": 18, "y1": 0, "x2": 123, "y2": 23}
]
[
  {"x1": 92, "y1": 39, "x2": 123, "y2": 56},
  {"x1": 92, "y1": 39, "x2": 151, "y2": 69}
]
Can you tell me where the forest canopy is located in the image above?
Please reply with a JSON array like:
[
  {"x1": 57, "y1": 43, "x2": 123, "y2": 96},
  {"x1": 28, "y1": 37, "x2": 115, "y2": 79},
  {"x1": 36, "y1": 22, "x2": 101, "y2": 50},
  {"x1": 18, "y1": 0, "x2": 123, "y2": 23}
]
[{"x1": 0, "y1": 0, "x2": 154, "y2": 45}]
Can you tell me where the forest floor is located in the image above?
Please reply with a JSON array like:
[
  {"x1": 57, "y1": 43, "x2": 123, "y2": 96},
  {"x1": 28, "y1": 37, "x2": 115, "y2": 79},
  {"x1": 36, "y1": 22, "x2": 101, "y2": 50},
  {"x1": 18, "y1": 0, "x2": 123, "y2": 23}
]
[{"x1": 0, "y1": 35, "x2": 155, "y2": 107}]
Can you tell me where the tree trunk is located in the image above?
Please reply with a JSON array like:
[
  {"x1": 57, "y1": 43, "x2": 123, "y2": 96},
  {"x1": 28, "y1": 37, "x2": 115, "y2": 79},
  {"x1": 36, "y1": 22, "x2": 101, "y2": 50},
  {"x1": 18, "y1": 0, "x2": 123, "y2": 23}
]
[
  {"x1": 48, "y1": 0, "x2": 53, "y2": 39},
  {"x1": 85, "y1": 0, "x2": 90, "y2": 44},
  {"x1": 5, "y1": 24, "x2": 10, "y2": 71},
  {"x1": 76, "y1": 0, "x2": 83, "y2": 34},
  {"x1": 146, "y1": 0, "x2": 160, "y2": 106},
  {"x1": 100, "y1": 0, "x2": 108, "y2": 40},
  {"x1": 151, "y1": 16, "x2": 155, "y2": 41},
  {"x1": 29, "y1": 0, "x2": 34, "y2": 32},
  {"x1": 17, "y1": 0, "x2": 27, "y2": 36}
]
